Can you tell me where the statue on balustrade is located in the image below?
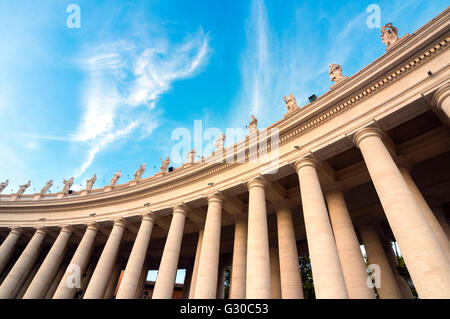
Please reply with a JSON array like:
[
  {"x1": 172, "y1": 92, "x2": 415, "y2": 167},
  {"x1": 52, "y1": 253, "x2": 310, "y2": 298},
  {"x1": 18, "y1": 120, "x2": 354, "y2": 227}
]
[
  {"x1": 329, "y1": 63, "x2": 345, "y2": 83},
  {"x1": 17, "y1": 180, "x2": 31, "y2": 196},
  {"x1": 62, "y1": 177, "x2": 74, "y2": 194},
  {"x1": 0, "y1": 179, "x2": 9, "y2": 193},
  {"x1": 187, "y1": 148, "x2": 196, "y2": 164},
  {"x1": 40, "y1": 180, "x2": 53, "y2": 194},
  {"x1": 110, "y1": 170, "x2": 121, "y2": 187},
  {"x1": 214, "y1": 133, "x2": 226, "y2": 152},
  {"x1": 134, "y1": 164, "x2": 146, "y2": 181},
  {"x1": 283, "y1": 93, "x2": 299, "y2": 112},
  {"x1": 86, "y1": 174, "x2": 97, "y2": 190},
  {"x1": 160, "y1": 156, "x2": 170, "y2": 173},
  {"x1": 381, "y1": 23, "x2": 399, "y2": 48},
  {"x1": 248, "y1": 115, "x2": 258, "y2": 134}
]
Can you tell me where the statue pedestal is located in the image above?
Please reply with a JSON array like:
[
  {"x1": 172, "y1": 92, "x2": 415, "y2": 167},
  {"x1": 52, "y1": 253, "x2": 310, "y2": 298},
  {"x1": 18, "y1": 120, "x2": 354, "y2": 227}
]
[
  {"x1": 330, "y1": 76, "x2": 349, "y2": 89},
  {"x1": 32, "y1": 194, "x2": 42, "y2": 200},
  {"x1": 154, "y1": 172, "x2": 166, "y2": 178},
  {"x1": 128, "y1": 180, "x2": 139, "y2": 187},
  {"x1": 284, "y1": 107, "x2": 299, "y2": 117},
  {"x1": 9, "y1": 195, "x2": 18, "y2": 201},
  {"x1": 56, "y1": 192, "x2": 66, "y2": 199},
  {"x1": 386, "y1": 34, "x2": 409, "y2": 51},
  {"x1": 80, "y1": 190, "x2": 90, "y2": 196},
  {"x1": 104, "y1": 186, "x2": 114, "y2": 192}
]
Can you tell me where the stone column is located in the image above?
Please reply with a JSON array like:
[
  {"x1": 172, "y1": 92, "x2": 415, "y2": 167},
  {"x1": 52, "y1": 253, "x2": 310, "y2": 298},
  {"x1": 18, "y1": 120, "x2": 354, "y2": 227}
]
[
  {"x1": 0, "y1": 227, "x2": 23, "y2": 275},
  {"x1": 427, "y1": 197, "x2": 450, "y2": 241},
  {"x1": 152, "y1": 205, "x2": 187, "y2": 299},
  {"x1": 359, "y1": 225, "x2": 402, "y2": 299},
  {"x1": 116, "y1": 213, "x2": 155, "y2": 299},
  {"x1": 83, "y1": 219, "x2": 126, "y2": 299},
  {"x1": 294, "y1": 158, "x2": 348, "y2": 299},
  {"x1": 229, "y1": 217, "x2": 247, "y2": 299},
  {"x1": 246, "y1": 177, "x2": 271, "y2": 299},
  {"x1": 188, "y1": 229, "x2": 204, "y2": 299},
  {"x1": 53, "y1": 223, "x2": 98, "y2": 299},
  {"x1": 269, "y1": 246, "x2": 282, "y2": 299},
  {"x1": 382, "y1": 241, "x2": 413, "y2": 299},
  {"x1": 216, "y1": 262, "x2": 226, "y2": 299},
  {"x1": 0, "y1": 227, "x2": 47, "y2": 299},
  {"x1": 134, "y1": 261, "x2": 149, "y2": 299},
  {"x1": 23, "y1": 226, "x2": 72, "y2": 299},
  {"x1": 275, "y1": 205, "x2": 303, "y2": 299},
  {"x1": 194, "y1": 193, "x2": 223, "y2": 299},
  {"x1": 353, "y1": 127, "x2": 450, "y2": 298},
  {"x1": 324, "y1": 186, "x2": 375, "y2": 299},
  {"x1": 103, "y1": 263, "x2": 122, "y2": 299},
  {"x1": 45, "y1": 259, "x2": 69, "y2": 299},
  {"x1": 398, "y1": 164, "x2": 450, "y2": 260},
  {"x1": 431, "y1": 82, "x2": 450, "y2": 122}
]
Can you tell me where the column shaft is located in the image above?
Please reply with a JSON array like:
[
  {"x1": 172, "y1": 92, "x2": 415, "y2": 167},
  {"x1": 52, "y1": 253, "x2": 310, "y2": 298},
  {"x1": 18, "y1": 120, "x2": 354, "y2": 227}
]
[
  {"x1": 194, "y1": 194, "x2": 223, "y2": 299},
  {"x1": 382, "y1": 241, "x2": 413, "y2": 299},
  {"x1": 275, "y1": 206, "x2": 303, "y2": 299},
  {"x1": 246, "y1": 178, "x2": 271, "y2": 299},
  {"x1": 116, "y1": 214, "x2": 155, "y2": 299},
  {"x1": 83, "y1": 219, "x2": 126, "y2": 299},
  {"x1": 325, "y1": 188, "x2": 375, "y2": 299},
  {"x1": 229, "y1": 219, "x2": 247, "y2": 299},
  {"x1": 152, "y1": 206, "x2": 186, "y2": 299},
  {"x1": 0, "y1": 228, "x2": 23, "y2": 275},
  {"x1": 23, "y1": 226, "x2": 72, "y2": 299},
  {"x1": 354, "y1": 127, "x2": 450, "y2": 298},
  {"x1": 295, "y1": 158, "x2": 348, "y2": 299},
  {"x1": 188, "y1": 229, "x2": 203, "y2": 299},
  {"x1": 269, "y1": 246, "x2": 282, "y2": 299},
  {"x1": 53, "y1": 223, "x2": 98, "y2": 299},
  {"x1": 0, "y1": 227, "x2": 47, "y2": 299}
]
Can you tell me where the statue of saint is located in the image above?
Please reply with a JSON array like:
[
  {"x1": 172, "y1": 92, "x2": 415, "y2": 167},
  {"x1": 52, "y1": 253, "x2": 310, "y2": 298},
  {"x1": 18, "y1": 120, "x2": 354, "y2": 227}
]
[
  {"x1": 248, "y1": 115, "x2": 258, "y2": 134},
  {"x1": 329, "y1": 63, "x2": 345, "y2": 83},
  {"x1": 40, "y1": 180, "x2": 53, "y2": 194},
  {"x1": 110, "y1": 170, "x2": 121, "y2": 187},
  {"x1": 134, "y1": 164, "x2": 146, "y2": 181},
  {"x1": 381, "y1": 23, "x2": 399, "y2": 48},
  {"x1": 17, "y1": 180, "x2": 31, "y2": 196},
  {"x1": 86, "y1": 174, "x2": 97, "y2": 190},
  {"x1": 187, "y1": 148, "x2": 196, "y2": 164},
  {"x1": 62, "y1": 177, "x2": 74, "y2": 194},
  {"x1": 283, "y1": 94, "x2": 298, "y2": 112},
  {"x1": 160, "y1": 156, "x2": 170, "y2": 173},
  {"x1": 214, "y1": 133, "x2": 226, "y2": 152},
  {"x1": 0, "y1": 179, "x2": 9, "y2": 194}
]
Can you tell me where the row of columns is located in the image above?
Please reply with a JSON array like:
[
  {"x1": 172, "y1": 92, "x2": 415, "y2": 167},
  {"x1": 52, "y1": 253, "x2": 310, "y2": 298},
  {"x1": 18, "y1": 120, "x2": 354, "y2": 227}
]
[{"x1": 0, "y1": 127, "x2": 449, "y2": 298}]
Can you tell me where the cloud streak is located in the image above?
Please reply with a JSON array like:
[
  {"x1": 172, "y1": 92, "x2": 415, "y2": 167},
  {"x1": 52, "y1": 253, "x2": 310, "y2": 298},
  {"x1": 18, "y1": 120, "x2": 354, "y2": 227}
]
[{"x1": 72, "y1": 30, "x2": 210, "y2": 178}]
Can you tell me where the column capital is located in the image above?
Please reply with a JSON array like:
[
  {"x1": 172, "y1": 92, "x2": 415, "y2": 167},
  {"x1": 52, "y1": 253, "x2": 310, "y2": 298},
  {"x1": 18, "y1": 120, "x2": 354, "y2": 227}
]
[
  {"x1": 34, "y1": 226, "x2": 47, "y2": 235},
  {"x1": 142, "y1": 212, "x2": 156, "y2": 222},
  {"x1": 86, "y1": 222, "x2": 99, "y2": 231},
  {"x1": 113, "y1": 218, "x2": 127, "y2": 228},
  {"x1": 322, "y1": 182, "x2": 346, "y2": 196},
  {"x1": 207, "y1": 192, "x2": 223, "y2": 204},
  {"x1": 247, "y1": 176, "x2": 267, "y2": 191},
  {"x1": 353, "y1": 127, "x2": 384, "y2": 148},
  {"x1": 173, "y1": 204, "x2": 188, "y2": 216},
  {"x1": 231, "y1": 213, "x2": 248, "y2": 224},
  {"x1": 271, "y1": 199, "x2": 294, "y2": 211},
  {"x1": 58, "y1": 225, "x2": 73, "y2": 234},
  {"x1": 293, "y1": 156, "x2": 320, "y2": 172},
  {"x1": 8, "y1": 226, "x2": 23, "y2": 235},
  {"x1": 431, "y1": 82, "x2": 450, "y2": 111}
]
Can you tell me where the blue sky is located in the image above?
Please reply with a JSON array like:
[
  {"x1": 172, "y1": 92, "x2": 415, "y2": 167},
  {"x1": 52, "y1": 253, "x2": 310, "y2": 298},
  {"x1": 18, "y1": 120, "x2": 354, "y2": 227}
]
[{"x1": 0, "y1": 0, "x2": 448, "y2": 195}]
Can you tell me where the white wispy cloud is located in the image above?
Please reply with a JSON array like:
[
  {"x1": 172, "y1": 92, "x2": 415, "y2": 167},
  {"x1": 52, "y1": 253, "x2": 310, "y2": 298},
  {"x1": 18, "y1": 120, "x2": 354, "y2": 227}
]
[{"x1": 72, "y1": 30, "x2": 210, "y2": 178}]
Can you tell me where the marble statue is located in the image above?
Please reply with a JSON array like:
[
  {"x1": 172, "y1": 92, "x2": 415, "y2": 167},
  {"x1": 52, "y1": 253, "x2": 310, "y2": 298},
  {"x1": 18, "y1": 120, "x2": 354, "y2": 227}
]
[
  {"x1": 110, "y1": 170, "x2": 121, "y2": 187},
  {"x1": 214, "y1": 133, "x2": 226, "y2": 152},
  {"x1": 381, "y1": 23, "x2": 399, "y2": 48},
  {"x1": 86, "y1": 174, "x2": 97, "y2": 190},
  {"x1": 187, "y1": 148, "x2": 196, "y2": 164},
  {"x1": 62, "y1": 177, "x2": 74, "y2": 194},
  {"x1": 134, "y1": 164, "x2": 146, "y2": 181},
  {"x1": 248, "y1": 115, "x2": 258, "y2": 134},
  {"x1": 329, "y1": 63, "x2": 345, "y2": 83},
  {"x1": 17, "y1": 180, "x2": 31, "y2": 196},
  {"x1": 283, "y1": 94, "x2": 298, "y2": 112},
  {"x1": 0, "y1": 179, "x2": 9, "y2": 194},
  {"x1": 40, "y1": 180, "x2": 53, "y2": 194},
  {"x1": 160, "y1": 156, "x2": 170, "y2": 173}
]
